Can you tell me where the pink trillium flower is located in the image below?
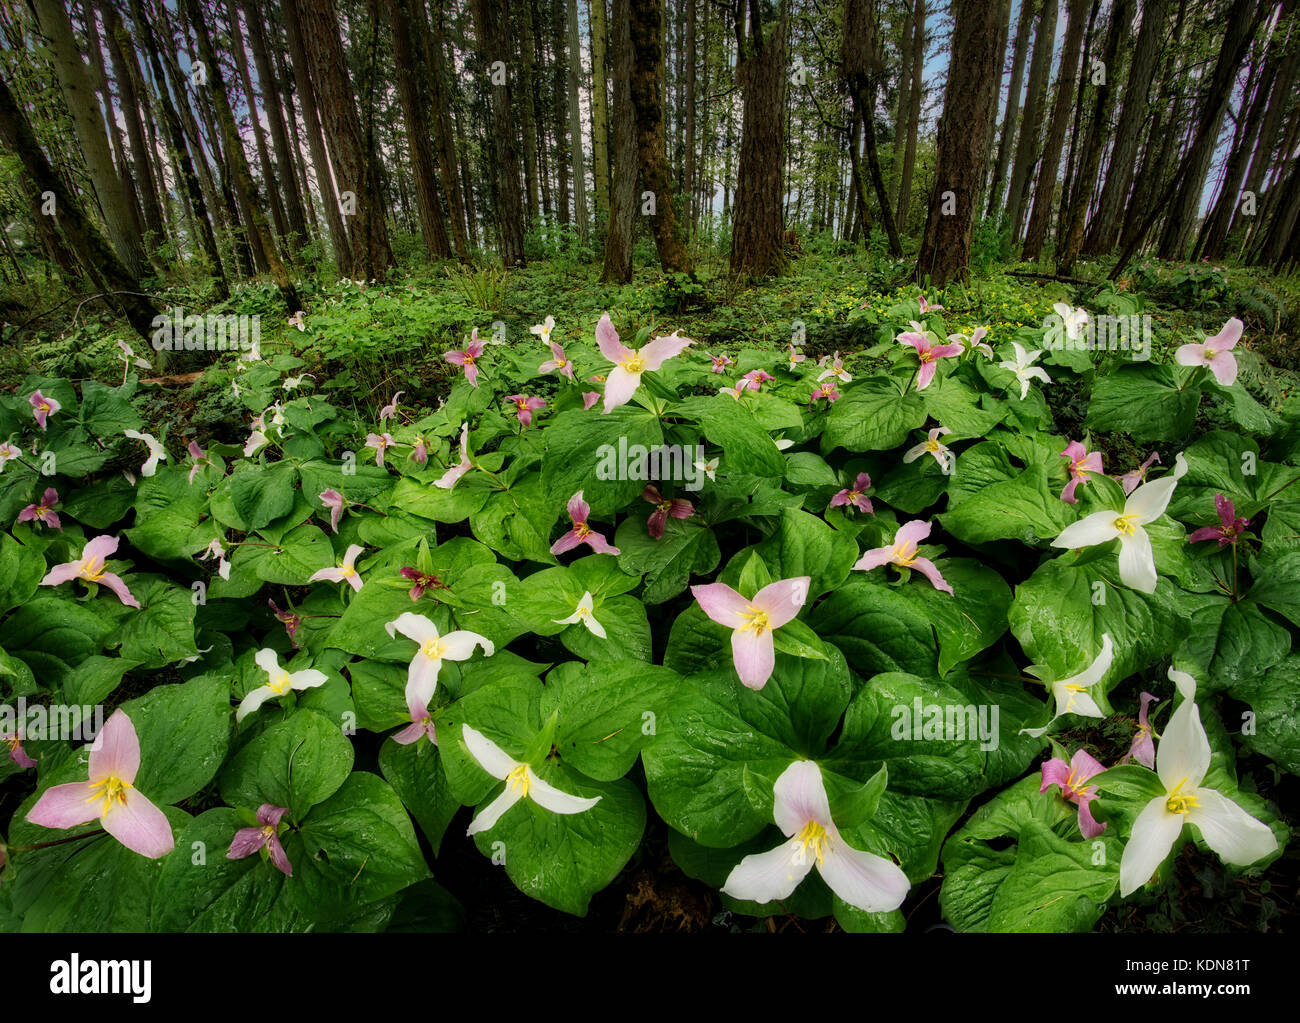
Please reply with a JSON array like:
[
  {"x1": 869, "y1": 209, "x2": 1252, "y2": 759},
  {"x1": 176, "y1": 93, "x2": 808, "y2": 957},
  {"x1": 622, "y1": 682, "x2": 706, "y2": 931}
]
[
  {"x1": 1118, "y1": 452, "x2": 1161, "y2": 495},
  {"x1": 552, "y1": 491, "x2": 620, "y2": 555},
  {"x1": 811, "y1": 382, "x2": 841, "y2": 403},
  {"x1": 596, "y1": 313, "x2": 693, "y2": 413},
  {"x1": 1188, "y1": 494, "x2": 1250, "y2": 547},
  {"x1": 268, "y1": 599, "x2": 301, "y2": 649},
  {"x1": 379, "y1": 391, "x2": 404, "y2": 422},
  {"x1": 740, "y1": 369, "x2": 775, "y2": 392},
  {"x1": 29, "y1": 390, "x2": 60, "y2": 430},
  {"x1": 918, "y1": 296, "x2": 944, "y2": 314},
  {"x1": 319, "y1": 489, "x2": 346, "y2": 533},
  {"x1": 123, "y1": 429, "x2": 167, "y2": 478},
  {"x1": 434, "y1": 422, "x2": 473, "y2": 490},
  {"x1": 1121, "y1": 692, "x2": 1159, "y2": 769},
  {"x1": 308, "y1": 543, "x2": 365, "y2": 592},
  {"x1": 187, "y1": 440, "x2": 209, "y2": 485},
  {"x1": 506, "y1": 394, "x2": 545, "y2": 427},
  {"x1": 462, "y1": 724, "x2": 600, "y2": 835},
  {"x1": 2, "y1": 727, "x2": 37, "y2": 769},
  {"x1": 830, "y1": 472, "x2": 873, "y2": 514},
  {"x1": 1040, "y1": 749, "x2": 1108, "y2": 839},
  {"x1": 903, "y1": 427, "x2": 956, "y2": 474},
  {"x1": 17, "y1": 487, "x2": 61, "y2": 530},
  {"x1": 897, "y1": 332, "x2": 962, "y2": 390},
  {"x1": 539, "y1": 340, "x2": 575, "y2": 380},
  {"x1": 40, "y1": 534, "x2": 140, "y2": 607},
  {"x1": 582, "y1": 391, "x2": 601, "y2": 410},
  {"x1": 788, "y1": 346, "x2": 806, "y2": 370},
  {"x1": 816, "y1": 352, "x2": 852, "y2": 384},
  {"x1": 366, "y1": 432, "x2": 395, "y2": 467},
  {"x1": 287, "y1": 311, "x2": 306, "y2": 331},
  {"x1": 445, "y1": 331, "x2": 486, "y2": 386},
  {"x1": 236, "y1": 649, "x2": 328, "y2": 722},
  {"x1": 722, "y1": 760, "x2": 910, "y2": 913},
  {"x1": 719, "y1": 385, "x2": 744, "y2": 400},
  {"x1": 393, "y1": 694, "x2": 438, "y2": 747},
  {"x1": 708, "y1": 353, "x2": 735, "y2": 373},
  {"x1": 1060, "y1": 440, "x2": 1104, "y2": 504},
  {"x1": 227, "y1": 804, "x2": 293, "y2": 876},
  {"x1": 949, "y1": 326, "x2": 993, "y2": 359},
  {"x1": 691, "y1": 576, "x2": 810, "y2": 690},
  {"x1": 386, "y1": 612, "x2": 494, "y2": 708},
  {"x1": 643, "y1": 485, "x2": 693, "y2": 539},
  {"x1": 1175, "y1": 317, "x2": 1242, "y2": 387},
  {"x1": 852, "y1": 520, "x2": 953, "y2": 595},
  {"x1": 0, "y1": 441, "x2": 22, "y2": 471},
  {"x1": 27, "y1": 710, "x2": 173, "y2": 859},
  {"x1": 410, "y1": 436, "x2": 429, "y2": 465},
  {"x1": 198, "y1": 538, "x2": 231, "y2": 580}
]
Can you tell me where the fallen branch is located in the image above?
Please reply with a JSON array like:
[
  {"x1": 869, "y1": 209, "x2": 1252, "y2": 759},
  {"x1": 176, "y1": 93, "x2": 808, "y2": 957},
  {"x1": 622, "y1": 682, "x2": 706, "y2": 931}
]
[
  {"x1": 139, "y1": 371, "x2": 205, "y2": 387},
  {"x1": 1005, "y1": 270, "x2": 1100, "y2": 286}
]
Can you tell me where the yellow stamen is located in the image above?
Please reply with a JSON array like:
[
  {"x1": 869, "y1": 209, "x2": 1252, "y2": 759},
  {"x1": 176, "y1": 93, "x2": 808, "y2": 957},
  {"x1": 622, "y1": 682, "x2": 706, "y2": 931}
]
[
  {"x1": 737, "y1": 606, "x2": 771, "y2": 636},
  {"x1": 925, "y1": 439, "x2": 943, "y2": 452},
  {"x1": 267, "y1": 671, "x2": 293, "y2": 695},
  {"x1": 792, "y1": 820, "x2": 830, "y2": 869},
  {"x1": 507, "y1": 763, "x2": 531, "y2": 797},
  {"x1": 339, "y1": 563, "x2": 355, "y2": 577},
  {"x1": 620, "y1": 354, "x2": 646, "y2": 374},
  {"x1": 85, "y1": 775, "x2": 132, "y2": 818},
  {"x1": 893, "y1": 541, "x2": 919, "y2": 566},
  {"x1": 1113, "y1": 514, "x2": 1140, "y2": 535},
  {"x1": 81, "y1": 556, "x2": 107, "y2": 582},
  {"x1": 421, "y1": 637, "x2": 446, "y2": 660},
  {"x1": 1166, "y1": 777, "x2": 1199, "y2": 815}
]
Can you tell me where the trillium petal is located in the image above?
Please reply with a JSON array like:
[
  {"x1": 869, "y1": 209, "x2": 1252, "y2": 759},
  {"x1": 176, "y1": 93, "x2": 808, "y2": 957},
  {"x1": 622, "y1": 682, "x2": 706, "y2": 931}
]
[
  {"x1": 267, "y1": 835, "x2": 293, "y2": 876},
  {"x1": 566, "y1": 491, "x2": 590, "y2": 523},
  {"x1": 1207, "y1": 351, "x2": 1238, "y2": 387},
  {"x1": 1117, "y1": 528, "x2": 1158, "y2": 593},
  {"x1": 731, "y1": 628, "x2": 775, "y2": 690},
  {"x1": 1053, "y1": 511, "x2": 1123, "y2": 549},
  {"x1": 289, "y1": 669, "x2": 328, "y2": 692},
  {"x1": 818, "y1": 841, "x2": 911, "y2": 913},
  {"x1": 1186, "y1": 788, "x2": 1277, "y2": 866},
  {"x1": 752, "y1": 577, "x2": 810, "y2": 629},
  {"x1": 461, "y1": 724, "x2": 517, "y2": 780},
  {"x1": 1061, "y1": 633, "x2": 1114, "y2": 690},
  {"x1": 595, "y1": 312, "x2": 630, "y2": 363},
  {"x1": 911, "y1": 557, "x2": 954, "y2": 595},
  {"x1": 27, "y1": 781, "x2": 100, "y2": 829},
  {"x1": 227, "y1": 826, "x2": 269, "y2": 859},
  {"x1": 639, "y1": 331, "x2": 693, "y2": 370},
  {"x1": 255, "y1": 648, "x2": 282, "y2": 678},
  {"x1": 40, "y1": 562, "x2": 83, "y2": 587},
  {"x1": 1157, "y1": 687, "x2": 1212, "y2": 792},
  {"x1": 691, "y1": 582, "x2": 750, "y2": 629},
  {"x1": 526, "y1": 770, "x2": 602, "y2": 814},
  {"x1": 550, "y1": 529, "x2": 585, "y2": 555},
  {"x1": 235, "y1": 685, "x2": 277, "y2": 722},
  {"x1": 439, "y1": 630, "x2": 494, "y2": 661},
  {"x1": 852, "y1": 546, "x2": 894, "y2": 572},
  {"x1": 602, "y1": 365, "x2": 641, "y2": 412},
  {"x1": 387, "y1": 612, "x2": 439, "y2": 645},
  {"x1": 406, "y1": 654, "x2": 440, "y2": 709},
  {"x1": 1119, "y1": 796, "x2": 1185, "y2": 897},
  {"x1": 88, "y1": 709, "x2": 141, "y2": 783},
  {"x1": 772, "y1": 760, "x2": 832, "y2": 835},
  {"x1": 466, "y1": 786, "x2": 523, "y2": 835},
  {"x1": 722, "y1": 837, "x2": 813, "y2": 904},
  {"x1": 98, "y1": 572, "x2": 141, "y2": 608},
  {"x1": 103, "y1": 787, "x2": 174, "y2": 858}
]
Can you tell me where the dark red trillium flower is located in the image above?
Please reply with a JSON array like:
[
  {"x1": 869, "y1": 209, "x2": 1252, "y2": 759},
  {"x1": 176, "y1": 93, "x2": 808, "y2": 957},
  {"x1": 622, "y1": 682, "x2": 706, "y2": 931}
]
[
  {"x1": 400, "y1": 567, "x2": 448, "y2": 601},
  {"x1": 642, "y1": 485, "x2": 694, "y2": 539},
  {"x1": 1188, "y1": 494, "x2": 1250, "y2": 548},
  {"x1": 267, "y1": 599, "x2": 302, "y2": 649}
]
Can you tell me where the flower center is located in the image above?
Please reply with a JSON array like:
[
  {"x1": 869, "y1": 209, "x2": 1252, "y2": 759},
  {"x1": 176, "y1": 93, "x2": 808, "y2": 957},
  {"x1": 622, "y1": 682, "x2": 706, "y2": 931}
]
[
  {"x1": 1072, "y1": 460, "x2": 1091, "y2": 477},
  {"x1": 38, "y1": 402, "x2": 50, "y2": 413},
  {"x1": 893, "y1": 541, "x2": 919, "y2": 566},
  {"x1": 86, "y1": 775, "x2": 131, "y2": 818},
  {"x1": 81, "y1": 555, "x2": 106, "y2": 582},
  {"x1": 421, "y1": 637, "x2": 446, "y2": 660},
  {"x1": 918, "y1": 350, "x2": 935, "y2": 363},
  {"x1": 339, "y1": 563, "x2": 355, "y2": 577},
  {"x1": 507, "y1": 763, "x2": 531, "y2": 797},
  {"x1": 793, "y1": 820, "x2": 830, "y2": 867},
  {"x1": 1113, "y1": 514, "x2": 1140, "y2": 535},
  {"x1": 575, "y1": 522, "x2": 591, "y2": 538},
  {"x1": 1063, "y1": 768, "x2": 1094, "y2": 799},
  {"x1": 621, "y1": 354, "x2": 646, "y2": 374},
  {"x1": 268, "y1": 671, "x2": 293, "y2": 695},
  {"x1": 925, "y1": 440, "x2": 943, "y2": 452},
  {"x1": 738, "y1": 606, "x2": 771, "y2": 636},
  {"x1": 1063, "y1": 683, "x2": 1091, "y2": 711},
  {"x1": 1166, "y1": 777, "x2": 1199, "y2": 815},
  {"x1": 464, "y1": 354, "x2": 475, "y2": 364}
]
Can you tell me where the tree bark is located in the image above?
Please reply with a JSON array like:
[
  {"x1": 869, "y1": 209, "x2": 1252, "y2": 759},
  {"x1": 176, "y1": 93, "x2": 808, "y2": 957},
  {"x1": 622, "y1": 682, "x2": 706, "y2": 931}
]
[
  {"x1": 1005, "y1": 0, "x2": 1057, "y2": 239},
  {"x1": 914, "y1": 0, "x2": 1003, "y2": 286},
  {"x1": 471, "y1": 0, "x2": 527, "y2": 264},
  {"x1": 601, "y1": 0, "x2": 638, "y2": 282},
  {"x1": 566, "y1": 0, "x2": 590, "y2": 244},
  {"x1": 895, "y1": 0, "x2": 925, "y2": 231},
  {"x1": 592, "y1": 0, "x2": 612, "y2": 221},
  {"x1": 987, "y1": 0, "x2": 1035, "y2": 218}
]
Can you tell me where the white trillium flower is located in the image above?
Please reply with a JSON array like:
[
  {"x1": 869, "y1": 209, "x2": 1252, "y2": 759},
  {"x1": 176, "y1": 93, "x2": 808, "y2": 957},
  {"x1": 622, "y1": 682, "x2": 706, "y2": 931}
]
[
  {"x1": 1052, "y1": 302, "x2": 1091, "y2": 342},
  {"x1": 902, "y1": 426, "x2": 955, "y2": 474},
  {"x1": 244, "y1": 429, "x2": 270, "y2": 457},
  {"x1": 722, "y1": 760, "x2": 910, "y2": 914},
  {"x1": 123, "y1": 429, "x2": 168, "y2": 477},
  {"x1": 117, "y1": 339, "x2": 152, "y2": 370},
  {"x1": 386, "y1": 612, "x2": 494, "y2": 708},
  {"x1": 1051, "y1": 453, "x2": 1188, "y2": 593},
  {"x1": 553, "y1": 591, "x2": 606, "y2": 639},
  {"x1": 695, "y1": 456, "x2": 719, "y2": 481},
  {"x1": 308, "y1": 543, "x2": 365, "y2": 593},
  {"x1": 529, "y1": 315, "x2": 556, "y2": 346},
  {"x1": 236, "y1": 649, "x2": 328, "y2": 721},
  {"x1": 774, "y1": 438, "x2": 795, "y2": 450},
  {"x1": 1020, "y1": 633, "x2": 1114, "y2": 737},
  {"x1": 998, "y1": 341, "x2": 1052, "y2": 399},
  {"x1": 462, "y1": 724, "x2": 600, "y2": 835},
  {"x1": 1119, "y1": 669, "x2": 1278, "y2": 897}
]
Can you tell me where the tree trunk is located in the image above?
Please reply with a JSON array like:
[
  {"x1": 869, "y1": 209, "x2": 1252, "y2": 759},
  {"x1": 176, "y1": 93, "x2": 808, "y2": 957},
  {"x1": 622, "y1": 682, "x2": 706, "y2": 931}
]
[
  {"x1": 1005, "y1": 0, "x2": 1056, "y2": 239},
  {"x1": 0, "y1": 71, "x2": 159, "y2": 338},
  {"x1": 628, "y1": 0, "x2": 692, "y2": 274},
  {"x1": 895, "y1": 0, "x2": 925, "y2": 231},
  {"x1": 890, "y1": 0, "x2": 914, "y2": 214},
  {"x1": 32, "y1": 0, "x2": 151, "y2": 277},
  {"x1": 1021, "y1": 0, "x2": 1086, "y2": 261},
  {"x1": 1083, "y1": 0, "x2": 1166, "y2": 254},
  {"x1": 1233, "y1": 0, "x2": 1297, "y2": 240},
  {"x1": 552, "y1": 0, "x2": 571, "y2": 226},
  {"x1": 1057, "y1": 0, "x2": 1129, "y2": 274},
  {"x1": 841, "y1": 0, "x2": 902, "y2": 255},
  {"x1": 566, "y1": 0, "x2": 590, "y2": 244},
  {"x1": 471, "y1": 0, "x2": 527, "y2": 265},
  {"x1": 914, "y1": 0, "x2": 1003, "y2": 286},
  {"x1": 987, "y1": 0, "x2": 1035, "y2": 218},
  {"x1": 515, "y1": 0, "x2": 541, "y2": 228},
  {"x1": 601, "y1": 0, "x2": 638, "y2": 282},
  {"x1": 228, "y1": 1, "x2": 289, "y2": 245},
  {"x1": 731, "y1": 3, "x2": 790, "y2": 278},
  {"x1": 592, "y1": 0, "x2": 612, "y2": 221}
]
